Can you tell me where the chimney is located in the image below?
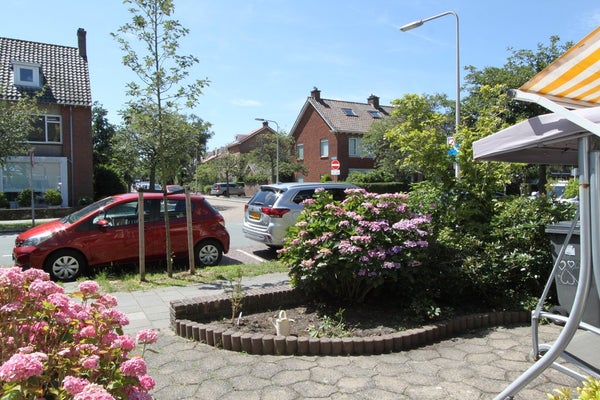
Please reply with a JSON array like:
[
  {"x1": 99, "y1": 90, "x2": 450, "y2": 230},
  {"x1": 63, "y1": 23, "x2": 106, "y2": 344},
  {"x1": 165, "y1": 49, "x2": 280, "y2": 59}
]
[
  {"x1": 77, "y1": 28, "x2": 87, "y2": 60},
  {"x1": 368, "y1": 94, "x2": 379, "y2": 108},
  {"x1": 310, "y1": 87, "x2": 321, "y2": 100},
  {"x1": 262, "y1": 121, "x2": 269, "y2": 128}
]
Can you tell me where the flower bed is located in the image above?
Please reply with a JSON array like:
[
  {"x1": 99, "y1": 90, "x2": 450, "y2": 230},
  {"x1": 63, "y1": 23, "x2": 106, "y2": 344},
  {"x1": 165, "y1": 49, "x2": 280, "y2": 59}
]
[{"x1": 170, "y1": 285, "x2": 530, "y2": 356}]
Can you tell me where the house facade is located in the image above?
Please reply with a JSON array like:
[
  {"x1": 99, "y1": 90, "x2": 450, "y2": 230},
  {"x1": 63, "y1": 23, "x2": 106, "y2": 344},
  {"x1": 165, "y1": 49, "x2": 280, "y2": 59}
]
[
  {"x1": 289, "y1": 88, "x2": 393, "y2": 182},
  {"x1": 0, "y1": 28, "x2": 93, "y2": 206}
]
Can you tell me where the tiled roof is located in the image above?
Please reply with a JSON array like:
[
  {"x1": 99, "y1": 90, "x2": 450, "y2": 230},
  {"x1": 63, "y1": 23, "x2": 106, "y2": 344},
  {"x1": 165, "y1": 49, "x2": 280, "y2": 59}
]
[
  {"x1": 0, "y1": 36, "x2": 91, "y2": 106},
  {"x1": 308, "y1": 97, "x2": 394, "y2": 134}
]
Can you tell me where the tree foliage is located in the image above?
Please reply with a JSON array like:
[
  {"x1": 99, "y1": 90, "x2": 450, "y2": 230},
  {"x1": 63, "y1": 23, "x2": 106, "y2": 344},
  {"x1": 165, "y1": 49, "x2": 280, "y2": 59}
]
[
  {"x1": 113, "y1": 0, "x2": 210, "y2": 274},
  {"x1": 0, "y1": 89, "x2": 41, "y2": 165},
  {"x1": 382, "y1": 93, "x2": 455, "y2": 186}
]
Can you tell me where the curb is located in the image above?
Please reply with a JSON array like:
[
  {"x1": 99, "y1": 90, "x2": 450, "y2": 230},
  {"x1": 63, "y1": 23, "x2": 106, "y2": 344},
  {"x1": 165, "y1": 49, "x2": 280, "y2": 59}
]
[{"x1": 171, "y1": 285, "x2": 530, "y2": 356}]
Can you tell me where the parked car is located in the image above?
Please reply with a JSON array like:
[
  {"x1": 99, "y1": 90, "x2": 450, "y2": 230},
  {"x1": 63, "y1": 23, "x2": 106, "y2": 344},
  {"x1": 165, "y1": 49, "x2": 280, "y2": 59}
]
[
  {"x1": 210, "y1": 182, "x2": 245, "y2": 197},
  {"x1": 13, "y1": 192, "x2": 230, "y2": 281},
  {"x1": 242, "y1": 182, "x2": 358, "y2": 248},
  {"x1": 166, "y1": 184, "x2": 184, "y2": 194},
  {"x1": 136, "y1": 181, "x2": 162, "y2": 191}
]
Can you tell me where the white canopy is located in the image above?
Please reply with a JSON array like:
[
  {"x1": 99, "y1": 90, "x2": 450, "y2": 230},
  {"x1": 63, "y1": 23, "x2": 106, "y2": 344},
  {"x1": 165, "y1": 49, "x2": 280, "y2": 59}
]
[{"x1": 472, "y1": 106, "x2": 600, "y2": 165}]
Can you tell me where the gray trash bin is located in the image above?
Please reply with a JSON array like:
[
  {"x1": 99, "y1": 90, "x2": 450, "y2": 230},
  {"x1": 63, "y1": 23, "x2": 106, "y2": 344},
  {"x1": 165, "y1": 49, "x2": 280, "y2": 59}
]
[{"x1": 546, "y1": 221, "x2": 600, "y2": 327}]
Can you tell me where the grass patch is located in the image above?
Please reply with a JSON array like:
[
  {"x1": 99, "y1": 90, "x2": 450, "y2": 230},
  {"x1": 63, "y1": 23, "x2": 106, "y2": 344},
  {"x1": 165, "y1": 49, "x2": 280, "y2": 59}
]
[{"x1": 79, "y1": 261, "x2": 288, "y2": 293}]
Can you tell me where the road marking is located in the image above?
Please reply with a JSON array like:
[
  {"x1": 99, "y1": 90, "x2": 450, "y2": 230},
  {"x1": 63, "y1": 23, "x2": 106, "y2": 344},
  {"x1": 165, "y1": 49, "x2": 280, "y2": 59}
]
[{"x1": 235, "y1": 249, "x2": 266, "y2": 263}]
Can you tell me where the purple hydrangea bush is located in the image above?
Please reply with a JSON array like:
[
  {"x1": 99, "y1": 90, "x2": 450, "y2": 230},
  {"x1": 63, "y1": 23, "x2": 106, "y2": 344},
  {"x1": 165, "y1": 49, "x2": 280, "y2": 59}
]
[
  {"x1": 0, "y1": 267, "x2": 157, "y2": 399},
  {"x1": 279, "y1": 188, "x2": 431, "y2": 303}
]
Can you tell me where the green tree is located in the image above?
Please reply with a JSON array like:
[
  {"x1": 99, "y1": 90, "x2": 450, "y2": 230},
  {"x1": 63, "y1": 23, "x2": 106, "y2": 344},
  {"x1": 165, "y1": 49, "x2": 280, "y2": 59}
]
[
  {"x1": 0, "y1": 89, "x2": 41, "y2": 165},
  {"x1": 246, "y1": 130, "x2": 306, "y2": 183},
  {"x1": 92, "y1": 102, "x2": 117, "y2": 167},
  {"x1": 383, "y1": 93, "x2": 455, "y2": 187},
  {"x1": 112, "y1": 0, "x2": 209, "y2": 275}
]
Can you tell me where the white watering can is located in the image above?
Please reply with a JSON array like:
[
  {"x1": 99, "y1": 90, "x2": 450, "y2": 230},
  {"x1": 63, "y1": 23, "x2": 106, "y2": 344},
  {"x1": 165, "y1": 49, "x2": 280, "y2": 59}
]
[{"x1": 269, "y1": 310, "x2": 294, "y2": 336}]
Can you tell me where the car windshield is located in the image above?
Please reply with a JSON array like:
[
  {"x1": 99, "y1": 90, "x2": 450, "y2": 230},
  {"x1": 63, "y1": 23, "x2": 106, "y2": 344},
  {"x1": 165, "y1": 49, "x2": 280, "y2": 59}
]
[
  {"x1": 249, "y1": 188, "x2": 280, "y2": 206},
  {"x1": 61, "y1": 197, "x2": 116, "y2": 224}
]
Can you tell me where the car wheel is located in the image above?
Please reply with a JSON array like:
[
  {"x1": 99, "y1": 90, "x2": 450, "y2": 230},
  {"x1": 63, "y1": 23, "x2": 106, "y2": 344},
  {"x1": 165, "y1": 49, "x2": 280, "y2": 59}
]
[
  {"x1": 44, "y1": 249, "x2": 87, "y2": 282},
  {"x1": 195, "y1": 240, "x2": 223, "y2": 266}
]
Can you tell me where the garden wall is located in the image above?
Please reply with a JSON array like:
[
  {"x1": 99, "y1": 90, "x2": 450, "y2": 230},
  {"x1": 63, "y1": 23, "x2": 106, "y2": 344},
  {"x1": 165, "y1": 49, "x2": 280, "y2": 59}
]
[{"x1": 171, "y1": 285, "x2": 530, "y2": 356}]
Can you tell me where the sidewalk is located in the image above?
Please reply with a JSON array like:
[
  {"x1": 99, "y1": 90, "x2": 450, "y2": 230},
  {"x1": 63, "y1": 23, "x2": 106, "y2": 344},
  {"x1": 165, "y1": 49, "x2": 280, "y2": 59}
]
[{"x1": 94, "y1": 273, "x2": 581, "y2": 400}]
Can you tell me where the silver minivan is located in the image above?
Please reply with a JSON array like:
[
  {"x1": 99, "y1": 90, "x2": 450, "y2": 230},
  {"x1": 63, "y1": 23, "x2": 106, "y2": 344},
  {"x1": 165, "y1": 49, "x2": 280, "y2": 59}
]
[{"x1": 242, "y1": 182, "x2": 357, "y2": 248}]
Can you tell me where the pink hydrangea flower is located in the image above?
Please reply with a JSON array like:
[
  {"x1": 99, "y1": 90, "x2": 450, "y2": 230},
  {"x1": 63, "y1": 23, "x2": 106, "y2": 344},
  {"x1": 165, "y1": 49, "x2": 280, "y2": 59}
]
[
  {"x1": 78, "y1": 280, "x2": 100, "y2": 296},
  {"x1": 138, "y1": 374, "x2": 156, "y2": 391},
  {"x1": 63, "y1": 376, "x2": 90, "y2": 395},
  {"x1": 112, "y1": 335, "x2": 136, "y2": 352},
  {"x1": 79, "y1": 325, "x2": 96, "y2": 338},
  {"x1": 73, "y1": 383, "x2": 115, "y2": 400},
  {"x1": 81, "y1": 354, "x2": 100, "y2": 370},
  {"x1": 120, "y1": 357, "x2": 147, "y2": 377},
  {"x1": 136, "y1": 329, "x2": 158, "y2": 345},
  {"x1": 0, "y1": 352, "x2": 45, "y2": 382}
]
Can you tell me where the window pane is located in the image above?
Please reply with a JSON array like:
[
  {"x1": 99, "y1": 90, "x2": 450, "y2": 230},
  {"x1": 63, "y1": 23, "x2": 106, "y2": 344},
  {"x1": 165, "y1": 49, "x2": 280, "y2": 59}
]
[
  {"x1": 47, "y1": 117, "x2": 61, "y2": 142},
  {"x1": 320, "y1": 139, "x2": 329, "y2": 157},
  {"x1": 20, "y1": 68, "x2": 33, "y2": 82},
  {"x1": 349, "y1": 138, "x2": 359, "y2": 157},
  {"x1": 28, "y1": 117, "x2": 45, "y2": 142},
  {"x1": 297, "y1": 144, "x2": 304, "y2": 160}
]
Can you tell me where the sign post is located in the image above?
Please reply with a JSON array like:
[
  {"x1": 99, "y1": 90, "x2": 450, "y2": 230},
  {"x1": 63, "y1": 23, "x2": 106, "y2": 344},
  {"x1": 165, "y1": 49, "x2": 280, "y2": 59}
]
[{"x1": 330, "y1": 159, "x2": 340, "y2": 181}]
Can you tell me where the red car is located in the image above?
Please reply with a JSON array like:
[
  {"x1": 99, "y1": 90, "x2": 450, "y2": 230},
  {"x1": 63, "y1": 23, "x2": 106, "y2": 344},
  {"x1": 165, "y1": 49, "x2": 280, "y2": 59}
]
[{"x1": 13, "y1": 192, "x2": 230, "y2": 281}]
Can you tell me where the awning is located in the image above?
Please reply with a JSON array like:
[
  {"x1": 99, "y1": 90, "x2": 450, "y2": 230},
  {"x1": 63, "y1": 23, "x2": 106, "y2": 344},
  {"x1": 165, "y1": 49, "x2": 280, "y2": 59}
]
[
  {"x1": 472, "y1": 106, "x2": 600, "y2": 164},
  {"x1": 473, "y1": 26, "x2": 600, "y2": 165},
  {"x1": 518, "y1": 26, "x2": 600, "y2": 109}
]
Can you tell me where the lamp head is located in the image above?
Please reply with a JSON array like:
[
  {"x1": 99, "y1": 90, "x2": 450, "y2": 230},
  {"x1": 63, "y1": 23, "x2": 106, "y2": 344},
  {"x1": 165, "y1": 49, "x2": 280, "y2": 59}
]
[{"x1": 400, "y1": 20, "x2": 424, "y2": 32}]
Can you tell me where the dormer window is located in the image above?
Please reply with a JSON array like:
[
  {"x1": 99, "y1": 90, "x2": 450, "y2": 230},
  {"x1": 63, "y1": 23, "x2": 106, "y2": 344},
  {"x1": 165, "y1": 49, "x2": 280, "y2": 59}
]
[
  {"x1": 342, "y1": 108, "x2": 358, "y2": 117},
  {"x1": 13, "y1": 62, "x2": 41, "y2": 88}
]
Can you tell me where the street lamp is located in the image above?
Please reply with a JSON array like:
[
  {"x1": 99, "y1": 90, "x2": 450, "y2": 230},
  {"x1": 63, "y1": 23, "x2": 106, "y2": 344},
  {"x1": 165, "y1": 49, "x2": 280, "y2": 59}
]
[
  {"x1": 400, "y1": 11, "x2": 460, "y2": 177},
  {"x1": 255, "y1": 118, "x2": 280, "y2": 183}
]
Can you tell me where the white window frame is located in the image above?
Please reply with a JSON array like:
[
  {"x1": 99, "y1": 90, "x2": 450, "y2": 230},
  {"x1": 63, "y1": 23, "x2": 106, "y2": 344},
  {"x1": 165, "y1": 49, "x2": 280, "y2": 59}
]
[
  {"x1": 349, "y1": 137, "x2": 361, "y2": 157},
  {"x1": 320, "y1": 139, "x2": 329, "y2": 158},
  {"x1": 13, "y1": 62, "x2": 41, "y2": 88},
  {"x1": 28, "y1": 115, "x2": 62, "y2": 143},
  {"x1": 348, "y1": 137, "x2": 373, "y2": 158},
  {"x1": 297, "y1": 143, "x2": 304, "y2": 160}
]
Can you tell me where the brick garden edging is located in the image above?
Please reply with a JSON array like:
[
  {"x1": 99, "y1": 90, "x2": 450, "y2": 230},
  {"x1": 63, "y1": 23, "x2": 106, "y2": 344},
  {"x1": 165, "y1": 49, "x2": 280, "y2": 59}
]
[{"x1": 170, "y1": 285, "x2": 530, "y2": 356}]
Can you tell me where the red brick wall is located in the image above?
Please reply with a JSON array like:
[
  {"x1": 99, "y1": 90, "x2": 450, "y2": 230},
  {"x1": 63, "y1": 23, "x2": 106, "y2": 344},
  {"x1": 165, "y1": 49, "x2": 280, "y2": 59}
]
[{"x1": 61, "y1": 105, "x2": 93, "y2": 204}]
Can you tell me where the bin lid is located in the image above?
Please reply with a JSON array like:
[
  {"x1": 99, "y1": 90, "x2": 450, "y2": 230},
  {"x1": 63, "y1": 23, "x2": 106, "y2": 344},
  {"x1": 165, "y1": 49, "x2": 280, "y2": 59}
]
[{"x1": 545, "y1": 220, "x2": 580, "y2": 235}]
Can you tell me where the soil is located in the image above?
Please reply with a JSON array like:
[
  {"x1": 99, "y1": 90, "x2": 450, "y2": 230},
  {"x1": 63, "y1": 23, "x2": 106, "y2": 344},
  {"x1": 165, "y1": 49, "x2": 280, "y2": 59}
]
[{"x1": 203, "y1": 303, "x2": 425, "y2": 338}]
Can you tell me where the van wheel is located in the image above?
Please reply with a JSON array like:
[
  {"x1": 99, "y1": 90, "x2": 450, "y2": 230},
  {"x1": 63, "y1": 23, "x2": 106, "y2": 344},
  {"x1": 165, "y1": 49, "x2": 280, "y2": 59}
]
[
  {"x1": 195, "y1": 240, "x2": 223, "y2": 266},
  {"x1": 44, "y1": 250, "x2": 87, "y2": 282}
]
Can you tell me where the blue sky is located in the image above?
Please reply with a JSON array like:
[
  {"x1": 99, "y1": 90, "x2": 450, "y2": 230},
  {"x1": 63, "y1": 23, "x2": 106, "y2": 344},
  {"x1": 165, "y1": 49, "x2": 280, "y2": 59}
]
[{"x1": 3, "y1": 0, "x2": 600, "y2": 151}]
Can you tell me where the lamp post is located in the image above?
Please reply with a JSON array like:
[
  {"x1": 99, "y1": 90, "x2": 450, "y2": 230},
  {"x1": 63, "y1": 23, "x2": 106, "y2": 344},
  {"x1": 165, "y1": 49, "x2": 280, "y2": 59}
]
[
  {"x1": 400, "y1": 11, "x2": 460, "y2": 130},
  {"x1": 255, "y1": 118, "x2": 280, "y2": 183},
  {"x1": 400, "y1": 11, "x2": 460, "y2": 177}
]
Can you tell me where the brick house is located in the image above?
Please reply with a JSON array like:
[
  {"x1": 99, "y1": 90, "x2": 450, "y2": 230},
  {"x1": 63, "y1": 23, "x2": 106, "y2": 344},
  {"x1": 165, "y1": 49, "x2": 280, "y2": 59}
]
[
  {"x1": 227, "y1": 121, "x2": 276, "y2": 156},
  {"x1": 289, "y1": 88, "x2": 393, "y2": 182},
  {"x1": 0, "y1": 28, "x2": 93, "y2": 206}
]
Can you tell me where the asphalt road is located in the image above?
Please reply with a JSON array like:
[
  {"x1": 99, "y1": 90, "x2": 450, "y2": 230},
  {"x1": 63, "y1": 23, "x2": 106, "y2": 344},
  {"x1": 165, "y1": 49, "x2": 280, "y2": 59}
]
[{"x1": 0, "y1": 195, "x2": 277, "y2": 268}]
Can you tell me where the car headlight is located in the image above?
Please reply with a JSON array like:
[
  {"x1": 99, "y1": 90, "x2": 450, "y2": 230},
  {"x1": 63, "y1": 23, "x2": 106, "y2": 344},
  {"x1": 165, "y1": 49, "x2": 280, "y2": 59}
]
[{"x1": 21, "y1": 232, "x2": 54, "y2": 247}]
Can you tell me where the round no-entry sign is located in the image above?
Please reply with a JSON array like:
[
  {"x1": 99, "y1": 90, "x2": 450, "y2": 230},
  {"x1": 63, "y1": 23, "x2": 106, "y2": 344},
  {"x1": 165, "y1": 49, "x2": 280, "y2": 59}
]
[{"x1": 331, "y1": 159, "x2": 340, "y2": 170}]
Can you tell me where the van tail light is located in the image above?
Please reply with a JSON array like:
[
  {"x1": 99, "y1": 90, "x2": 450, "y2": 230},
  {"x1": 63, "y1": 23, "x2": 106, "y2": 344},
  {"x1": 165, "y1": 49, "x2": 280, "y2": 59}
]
[
  {"x1": 244, "y1": 204, "x2": 249, "y2": 211},
  {"x1": 261, "y1": 207, "x2": 290, "y2": 218}
]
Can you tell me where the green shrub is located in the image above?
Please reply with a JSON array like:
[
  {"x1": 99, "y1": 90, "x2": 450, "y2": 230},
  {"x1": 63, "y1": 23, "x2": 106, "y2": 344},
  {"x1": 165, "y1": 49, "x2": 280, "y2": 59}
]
[
  {"x1": 94, "y1": 165, "x2": 127, "y2": 199},
  {"x1": 16, "y1": 189, "x2": 32, "y2": 207},
  {"x1": 279, "y1": 188, "x2": 431, "y2": 303},
  {"x1": 78, "y1": 196, "x2": 93, "y2": 206},
  {"x1": 44, "y1": 189, "x2": 62, "y2": 206},
  {"x1": 460, "y1": 196, "x2": 574, "y2": 309},
  {"x1": 0, "y1": 192, "x2": 8, "y2": 208},
  {"x1": 548, "y1": 377, "x2": 600, "y2": 399}
]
